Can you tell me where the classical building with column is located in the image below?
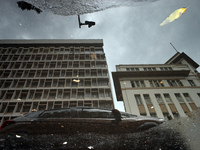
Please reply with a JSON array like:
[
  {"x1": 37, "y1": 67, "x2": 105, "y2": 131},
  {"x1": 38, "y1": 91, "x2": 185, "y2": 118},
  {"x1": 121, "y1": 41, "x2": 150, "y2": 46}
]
[
  {"x1": 0, "y1": 39, "x2": 113, "y2": 125},
  {"x1": 112, "y1": 52, "x2": 200, "y2": 120}
]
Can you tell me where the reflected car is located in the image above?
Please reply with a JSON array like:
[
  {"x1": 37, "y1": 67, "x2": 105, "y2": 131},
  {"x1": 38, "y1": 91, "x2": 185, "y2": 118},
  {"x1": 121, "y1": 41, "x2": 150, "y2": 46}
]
[{"x1": 0, "y1": 107, "x2": 165, "y2": 135}]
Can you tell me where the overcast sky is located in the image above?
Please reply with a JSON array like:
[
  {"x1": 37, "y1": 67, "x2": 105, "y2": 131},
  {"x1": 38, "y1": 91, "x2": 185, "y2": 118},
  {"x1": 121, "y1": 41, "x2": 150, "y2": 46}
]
[{"x1": 0, "y1": 0, "x2": 200, "y2": 111}]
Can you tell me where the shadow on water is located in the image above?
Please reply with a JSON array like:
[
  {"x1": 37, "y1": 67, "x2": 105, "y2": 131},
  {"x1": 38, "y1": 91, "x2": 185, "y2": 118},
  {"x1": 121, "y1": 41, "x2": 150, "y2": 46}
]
[{"x1": 17, "y1": 1, "x2": 42, "y2": 14}]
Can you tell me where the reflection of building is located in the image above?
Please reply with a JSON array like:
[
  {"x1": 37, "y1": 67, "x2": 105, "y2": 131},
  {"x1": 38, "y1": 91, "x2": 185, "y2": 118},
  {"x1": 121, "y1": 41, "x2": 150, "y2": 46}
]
[
  {"x1": 112, "y1": 52, "x2": 200, "y2": 120},
  {"x1": 0, "y1": 39, "x2": 113, "y2": 125}
]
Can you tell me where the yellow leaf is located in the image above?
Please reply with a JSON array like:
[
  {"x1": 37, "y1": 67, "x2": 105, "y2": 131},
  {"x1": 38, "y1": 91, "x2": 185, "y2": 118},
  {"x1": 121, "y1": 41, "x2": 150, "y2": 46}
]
[{"x1": 160, "y1": 7, "x2": 187, "y2": 26}]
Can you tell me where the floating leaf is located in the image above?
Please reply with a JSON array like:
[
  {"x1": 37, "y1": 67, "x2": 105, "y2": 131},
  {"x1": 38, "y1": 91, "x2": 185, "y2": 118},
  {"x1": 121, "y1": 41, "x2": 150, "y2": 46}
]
[
  {"x1": 73, "y1": 79, "x2": 80, "y2": 83},
  {"x1": 160, "y1": 7, "x2": 187, "y2": 26},
  {"x1": 17, "y1": 98, "x2": 21, "y2": 101},
  {"x1": 16, "y1": 135, "x2": 21, "y2": 138},
  {"x1": 90, "y1": 53, "x2": 97, "y2": 60},
  {"x1": 63, "y1": 142, "x2": 68, "y2": 145}
]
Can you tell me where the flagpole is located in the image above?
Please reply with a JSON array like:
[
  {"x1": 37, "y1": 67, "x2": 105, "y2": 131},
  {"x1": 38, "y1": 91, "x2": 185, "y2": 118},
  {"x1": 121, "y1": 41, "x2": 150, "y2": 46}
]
[{"x1": 170, "y1": 43, "x2": 179, "y2": 53}]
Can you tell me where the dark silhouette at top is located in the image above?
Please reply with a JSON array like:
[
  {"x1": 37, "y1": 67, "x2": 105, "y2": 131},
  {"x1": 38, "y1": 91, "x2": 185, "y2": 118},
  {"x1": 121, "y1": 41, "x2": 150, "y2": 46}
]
[
  {"x1": 17, "y1": 1, "x2": 42, "y2": 14},
  {"x1": 78, "y1": 15, "x2": 95, "y2": 28}
]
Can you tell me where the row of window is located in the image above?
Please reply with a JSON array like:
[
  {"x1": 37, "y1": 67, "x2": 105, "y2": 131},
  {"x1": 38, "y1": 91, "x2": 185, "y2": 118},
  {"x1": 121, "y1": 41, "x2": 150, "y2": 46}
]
[
  {"x1": 135, "y1": 93, "x2": 194, "y2": 105},
  {"x1": 126, "y1": 67, "x2": 173, "y2": 71},
  {"x1": 130, "y1": 80, "x2": 197, "y2": 87},
  {"x1": 135, "y1": 94, "x2": 179, "y2": 118},
  {"x1": 0, "y1": 69, "x2": 108, "y2": 78},
  {"x1": 0, "y1": 61, "x2": 107, "y2": 70},
  {"x1": 0, "y1": 100, "x2": 113, "y2": 115},
  {"x1": 0, "y1": 53, "x2": 106, "y2": 62},
  {"x1": 0, "y1": 78, "x2": 109, "y2": 89},
  {"x1": 0, "y1": 88, "x2": 112, "y2": 100},
  {"x1": 0, "y1": 47, "x2": 104, "y2": 55},
  {"x1": 135, "y1": 93, "x2": 198, "y2": 119}
]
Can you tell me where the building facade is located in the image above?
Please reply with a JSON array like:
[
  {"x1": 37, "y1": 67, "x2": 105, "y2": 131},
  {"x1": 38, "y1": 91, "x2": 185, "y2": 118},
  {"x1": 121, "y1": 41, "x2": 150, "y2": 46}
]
[
  {"x1": 0, "y1": 39, "x2": 113, "y2": 125},
  {"x1": 112, "y1": 52, "x2": 200, "y2": 120}
]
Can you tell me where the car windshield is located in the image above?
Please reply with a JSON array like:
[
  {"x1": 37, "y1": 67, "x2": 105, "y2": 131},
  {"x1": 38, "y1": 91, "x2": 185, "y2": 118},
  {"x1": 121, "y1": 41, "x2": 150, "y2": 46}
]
[
  {"x1": 24, "y1": 111, "x2": 43, "y2": 118},
  {"x1": 0, "y1": 0, "x2": 200, "y2": 149}
]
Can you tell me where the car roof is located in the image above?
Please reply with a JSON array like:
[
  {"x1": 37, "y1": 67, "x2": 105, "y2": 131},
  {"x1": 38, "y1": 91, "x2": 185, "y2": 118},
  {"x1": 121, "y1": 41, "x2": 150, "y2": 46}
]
[
  {"x1": 22, "y1": 107, "x2": 114, "y2": 118},
  {"x1": 42, "y1": 107, "x2": 113, "y2": 112}
]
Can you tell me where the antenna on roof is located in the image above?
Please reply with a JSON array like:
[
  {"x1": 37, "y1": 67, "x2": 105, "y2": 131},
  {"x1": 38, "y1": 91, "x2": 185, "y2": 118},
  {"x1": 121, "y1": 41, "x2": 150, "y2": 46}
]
[{"x1": 170, "y1": 43, "x2": 179, "y2": 53}]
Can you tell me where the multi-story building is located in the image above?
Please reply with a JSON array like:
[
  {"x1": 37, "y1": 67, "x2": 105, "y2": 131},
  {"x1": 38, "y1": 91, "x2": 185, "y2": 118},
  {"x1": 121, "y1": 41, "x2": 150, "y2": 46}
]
[
  {"x1": 112, "y1": 52, "x2": 200, "y2": 120},
  {"x1": 0, "y1": 39, "x2": 113, "y2": 125}
]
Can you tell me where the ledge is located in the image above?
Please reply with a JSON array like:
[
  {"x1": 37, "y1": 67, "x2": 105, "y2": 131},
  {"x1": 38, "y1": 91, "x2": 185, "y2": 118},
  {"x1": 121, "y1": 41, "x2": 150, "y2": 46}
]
[{"x1": 112, "y1": 70, "x2": 190, "y2": 101}]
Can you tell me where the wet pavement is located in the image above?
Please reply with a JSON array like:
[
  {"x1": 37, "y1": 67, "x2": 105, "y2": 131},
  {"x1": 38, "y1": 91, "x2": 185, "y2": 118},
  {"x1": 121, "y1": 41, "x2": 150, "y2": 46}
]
[
  {"x1": 1, "y1": 108, "x2": 200, "y2": 150},
  {"x1": 0, "y1": 128, "x2": 188, "y2": 150}
]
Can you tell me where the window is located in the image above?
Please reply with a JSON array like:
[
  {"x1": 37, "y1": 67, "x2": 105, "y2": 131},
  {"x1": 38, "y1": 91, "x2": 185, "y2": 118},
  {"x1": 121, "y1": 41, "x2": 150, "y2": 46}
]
[
  {"x1": 131, "y1": 80, "x2": 145, "y2": 88},
  {"x1": 160, "y1": 67, "x2": 173, "y2": 71},
  {"x1": 3, "y1": 80, "x2": 12, "y2": 88},
  {"x1": 57, "y1": 90, "x2": 63, "y2": 99},
  {"x1": 183, "y1": 93, "x2": 192, "y2": 103},
  {"x1": 21, "y1": 91, "x2": 28, "y2": 99},
  {"x1": 77, "y1": 90, "x2": 84, "y2": 99},
  {"x1": 71, "y1": 89, "x2": 76, "y2": 98},
  {"x1": 188, "y1": 80, "x2": 196, "y2": 87},
  {"x1": 39, "y1": 80, "x2": 44, "y2": 87},
  {"x1": 155, "y1": 94, "x2": 163, "y2": 104},
  {"x1": 167, "y1": 80, "x2": 177, "y2": 87},
  {"x1": 131, "y1": 81, "x2": 135, "y2": 87},
  {"x1": 130, "y1": 68, "x2": 134, "y2": 71},
  {"x1": 48, "y1": 90, "x2": 56, "y2": 99},
  {"x1": 167, "y1": 80, "x2": 183, "y2": 87},
  {"x1": 91, "y1": 89, "x2": 98, "y2": 98},
  {"x1": 175, "y1": 93, "x2": 184, "y2": 103},
  {"x1": 149, "y1": 80, "x2": 164, "y2": 87},
  {"x1": 176, "y1": 80, "x2": 183, "y2": 86},
  {"x1": 144, "y1": 67, "x2": 156, "y2": 71},
  {"x1": 135, "y1": 95, "x2": 142, "y2": 105},
  {"x1": 143, "y1": 94, "x2": 151, "y2": 104},
  {"x1": 105, "y1": 89, "x2": 111, "y2": 97},
  {"x1": 126, "y1": 68, "x2": 139, "y2": 71},
  {"x1": 7, "y1": 104, "x2": 16, "y2": 113},
  {"x1": 2, "y1": 71, "x2": 10, "y2": 78},
  {"x1": 34, "y1": 91, "x2": 42, "y2": 100},
  {"x1": 99, "y1": 89, "x2": 104, "y2": 97},
  {"x1": 163, "y1": 94, "x2": 172, "y2": 103},
  {"x1": 5, "y1": 91, "x2": 13, "y2": 99}
]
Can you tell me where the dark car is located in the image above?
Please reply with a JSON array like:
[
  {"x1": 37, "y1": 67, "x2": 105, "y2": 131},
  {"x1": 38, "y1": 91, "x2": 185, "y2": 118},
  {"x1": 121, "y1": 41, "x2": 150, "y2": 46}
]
[{"x1": 0, "y1": 107, "x2": 165, "y2": 135}]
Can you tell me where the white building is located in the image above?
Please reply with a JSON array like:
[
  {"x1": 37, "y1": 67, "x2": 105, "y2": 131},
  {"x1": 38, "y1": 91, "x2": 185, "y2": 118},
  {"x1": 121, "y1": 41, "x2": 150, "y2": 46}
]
[{"x1": 112, "y1": 52, "x2": 200, "y2": 120}]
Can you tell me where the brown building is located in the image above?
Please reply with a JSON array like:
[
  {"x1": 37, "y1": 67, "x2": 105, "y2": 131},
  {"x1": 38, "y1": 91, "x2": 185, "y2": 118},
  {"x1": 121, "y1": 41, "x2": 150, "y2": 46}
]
[{"x1": 0, "y1": 39, "x2": 113, "y2": 125}]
